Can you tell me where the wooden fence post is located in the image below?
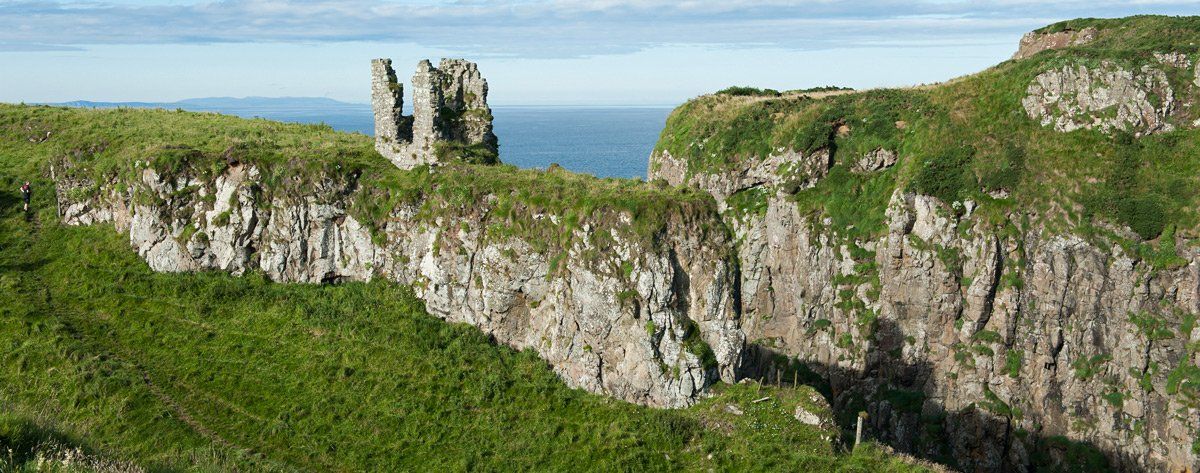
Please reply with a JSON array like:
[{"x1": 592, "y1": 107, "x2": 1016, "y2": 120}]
[{"x1": 855, "y1": 411, "x2": 868, "y2": 449}]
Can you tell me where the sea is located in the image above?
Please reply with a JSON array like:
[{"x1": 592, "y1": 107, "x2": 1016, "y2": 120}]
[{"x1": 71, "y1": 100, "x2": 672, "y2": 179}]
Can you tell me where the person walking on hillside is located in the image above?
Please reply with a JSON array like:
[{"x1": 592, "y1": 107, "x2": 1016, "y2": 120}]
[{"x1": 20, "y1": 181, "x2": 31, "y2": 212}]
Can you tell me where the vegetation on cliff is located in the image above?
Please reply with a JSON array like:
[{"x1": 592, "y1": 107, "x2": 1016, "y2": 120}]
[
  {"x1": 655, "y1": 15, "x2": 1200, "y2": 247},
  {"x1": 1, "y1": 102, "x2": 724, "y2": 260},
  {"x1": 650, "y1": 16, "x2": 1200, "y2": 471},
  {"x1": 0, "y1": 106, "x2": 934, "y2": 471}
]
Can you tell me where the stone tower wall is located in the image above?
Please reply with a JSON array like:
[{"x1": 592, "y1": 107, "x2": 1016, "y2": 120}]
[
  {"x1": 371, "y1": 58, "x2": 497, "y2": 169},
  {"x1": 369, "y1": 59, "x2": 404, "y2": 144}
]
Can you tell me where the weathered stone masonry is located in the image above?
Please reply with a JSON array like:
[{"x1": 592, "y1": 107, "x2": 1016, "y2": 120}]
[{"x1": 371, "y1": 58, "x2": 498, "y2": 169}]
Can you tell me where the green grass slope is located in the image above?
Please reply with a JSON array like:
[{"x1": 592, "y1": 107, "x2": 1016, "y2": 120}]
[
  {"x1": 655, "y1": 15, "x2": 1200, "y2": 251},
  {"x1": 5, "y1": 103, "x2": 722, "y2": 257},
  {"x1": 0, "y1": 108, "x2": 934, "y2": 470}
]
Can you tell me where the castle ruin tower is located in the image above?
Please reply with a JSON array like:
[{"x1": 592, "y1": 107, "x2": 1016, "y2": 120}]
[
  {"x1": 371, "y1": 59, "x2": 410, "y2": 145},
  {"x1": 370, "y1": 58, "x2": 498, "y2": 169}
]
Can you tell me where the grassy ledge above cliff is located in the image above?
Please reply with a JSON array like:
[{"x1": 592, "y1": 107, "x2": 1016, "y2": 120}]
[
  {"x1": 0, "y1": 103, "x2": 723, "y2": 259},
  {"x1": 0, "y1": 104, "x2": 935, "y2": 471},
  {"x1": 654, "y1": 15, "x2": 1200, "y2": 248}
]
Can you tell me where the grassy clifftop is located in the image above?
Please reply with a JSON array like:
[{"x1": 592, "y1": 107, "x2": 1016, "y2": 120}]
[
  {"x1": 654, "y1": 15, "x2": 1200, "y2": 250},
  {"x1": 0, "y1": 102, "x2": 938, "y2": 470},
  {"x1": 1035, "y1": 15, "x2": 1200, "y2": 52},
  {"x1": 2, "y1": 103, "x2": 724, "y2": 257}
]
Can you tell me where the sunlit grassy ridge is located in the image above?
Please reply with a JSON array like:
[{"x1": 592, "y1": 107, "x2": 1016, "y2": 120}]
[
  {"x1": 2, "y1": 103, "x2": 722, "y2": 256},
  {"x1": 0, "y1": 104, "x2": 935, "y2": 470},
  {"x1": 655, "y1": 15, "x2": 1200, "y2": 249}
]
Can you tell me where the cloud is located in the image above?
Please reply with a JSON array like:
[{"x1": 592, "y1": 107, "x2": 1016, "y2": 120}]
[
  {"x1": 0, "y1": 0, "x2": 1195, "y2": 56},
  {"x1": 0, "y1": 42, "x2": 84, "y2": 52}
]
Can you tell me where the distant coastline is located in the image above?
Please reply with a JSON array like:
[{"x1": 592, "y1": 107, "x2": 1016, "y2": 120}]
[{"x1": 44, "y1": 96, "x2": 368, "y2": 110}]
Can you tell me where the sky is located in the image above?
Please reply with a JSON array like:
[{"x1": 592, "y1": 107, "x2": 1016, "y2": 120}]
[{"x1": 1, "y1": 1, "x2": 1198, "y2": 106}]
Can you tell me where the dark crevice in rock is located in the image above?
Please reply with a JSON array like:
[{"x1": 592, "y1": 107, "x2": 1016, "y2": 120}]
[{"x1": 974, "y1": 237, "x2": 1004, "y2": 336}]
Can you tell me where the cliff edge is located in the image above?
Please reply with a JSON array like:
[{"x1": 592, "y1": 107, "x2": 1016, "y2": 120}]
[
  {"x1": 650, "y1": 15, "x2": 1200, "y2": 473},
  {"x1": 17, "y1": 104, "x2": 742, "y2": 409}
]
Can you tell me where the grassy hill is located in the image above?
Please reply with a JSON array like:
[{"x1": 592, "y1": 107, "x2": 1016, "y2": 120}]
[
  {"x1": 654, "y1": 16, "x2": 1200, "y2": 252},
  {"x1": 0, "y1": 106, "x2": 934, "y2": 470}
]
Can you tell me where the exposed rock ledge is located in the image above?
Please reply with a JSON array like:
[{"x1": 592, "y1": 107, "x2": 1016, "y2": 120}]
[
  {"x1": 650, "y1": 150, "x2": 1200, "y2": 472},
  {"x1": 1012, "y1": 27, "x2": 1097, "y2": 60},
  {"x1": 1022, "y1": 61, "x2": 1176, "y2": 135},
  {"x1": 55, "y1": 159, "x2": 744, "y2": 408}
]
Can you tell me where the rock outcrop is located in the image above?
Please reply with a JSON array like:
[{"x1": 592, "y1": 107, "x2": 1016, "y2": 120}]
[
  {"x1": 648, "y1": 37, "x2": 1200, "y2": 465},
  {"x1": 371, "y1": 58, "x2": 498, "y2": 169},
  {"x1": 42, "y1": 18, "x2": 1200, "y2": 472},
  {"x1": 55, "y1": 157, "x2": 742, "y2": 408},
  {"x1": 1013, "y1": 27, "x2": 1097, "y2": 60},
  {"x1": 1022, "y1": 61, "x2": 1176, "y2": 135},
  {"x1": 851, "y1": 148, "x2": 898, "y2": 174},
  {"x1": 649, "y1": 147, "x2": 1200, "y2": 471},
  {"x1": 651, "y1": 148, "x2": 832, "y2": 210},
  {"x1": 1154, "y1": 51, "x2": 1193, "y2": 69}
]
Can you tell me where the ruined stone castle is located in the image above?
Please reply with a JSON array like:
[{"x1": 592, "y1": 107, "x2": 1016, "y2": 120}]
[{"x1": 371, "y1": 58, "x2": 499, "y2": 169}]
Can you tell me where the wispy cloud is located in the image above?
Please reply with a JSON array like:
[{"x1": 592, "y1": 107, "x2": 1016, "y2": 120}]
[{"x1": 1, "y1": 0, "x2": 1195, "y2": 56}]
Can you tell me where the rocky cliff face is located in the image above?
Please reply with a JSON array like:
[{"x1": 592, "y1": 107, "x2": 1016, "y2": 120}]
[
  {"x1": 55, "y1": 157, "x2": 742, "y2": 408},
  {"x1": 40, "y1": 16, "x2": 1200, "y2": 471},
  {"x1": 650, "y1": 149, "x2": 1200, "y2": 472},
  {"x1": 1012, "y1": 27, "x2": 1097, "y2": 60},
  {"x1": 1022, "y1": 61, "x2": 1177, "y2": 135},
  {"x1": 648, "y1": 27, "x2": 1200, "y2": 469},
  {"x1": 371, "y1": 58, "x2": 498, "y2": 169}
]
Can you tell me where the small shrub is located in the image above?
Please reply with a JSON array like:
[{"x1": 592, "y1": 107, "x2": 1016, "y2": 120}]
[
  {"x1": 725, "y1": 186, "x2": 770, "y2": 220},
  {"x1": 1101, "y1": 390, "x2": 1125, "y2": 409},
  {"x1": 1005, "y1": 350, "x2": 1024, "y2": 378},
  {"x1": 212, "y1": 210, "x2": 231, "y2": 227},
  {"x1": 1116, "y1": 196, "x2": 1166, "y2": 240},
  {"x1": 1030, "y1": 435, "x2": 1114, "y2": 472},
  {"x1": 978, "y1": 143, "x2": 1025, "y2": 192},
  {"x1": 789, "y1": 86, "x2": 854, "y2": 94},
  {"x1": 681, "y1": 320, "x2": 718, "y2": 370},
  {"x1": 911, "y1": 147, "x2": 973, "y2": 204},
  {"x1": 716, "y1": 86, "x2": 781, "y2": 97},
  {"x1": 433, "y1": 141, "x2": 499, "y2": 165},
  {"x1": 972, "y1": 330, "x2": 1002, "y2": 344},
  {"x1": 1166, "y1": 363, "x2": 1200, "y2": 405},
  {"x1": 1072, "y1": 354, "x2": 1112, "y2": 380},
  {"x1": 1129, "y1": 311, "x2": 1175, "y2": 341},
  {"x1": 979, "y1": 387, "x2": 1020, "y2": 419}
]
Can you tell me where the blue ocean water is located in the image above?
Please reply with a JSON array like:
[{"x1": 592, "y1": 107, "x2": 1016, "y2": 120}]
[
  {"x1": 492, "y1": 107, "x2": 671, "y2": 179},
  {"x1": 201, "y1": 104, "x2": 672, "y2": 179}
]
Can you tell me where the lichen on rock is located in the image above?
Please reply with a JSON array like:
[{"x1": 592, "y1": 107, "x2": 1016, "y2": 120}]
[
  {"x1": 851, "y1": 148, "x2": 897, "y2": 174},
  {"x1": 1154, "y1": 51, "x2": 1193, "y2": 69},
  {"x1": 1022, "y1": 61, "x2": 1176, "y2": 134}
]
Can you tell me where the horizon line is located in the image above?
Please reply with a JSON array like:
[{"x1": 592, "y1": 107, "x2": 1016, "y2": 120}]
[{"x1": 23, "y1": 99, "x2": 683, "y2": 109}]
